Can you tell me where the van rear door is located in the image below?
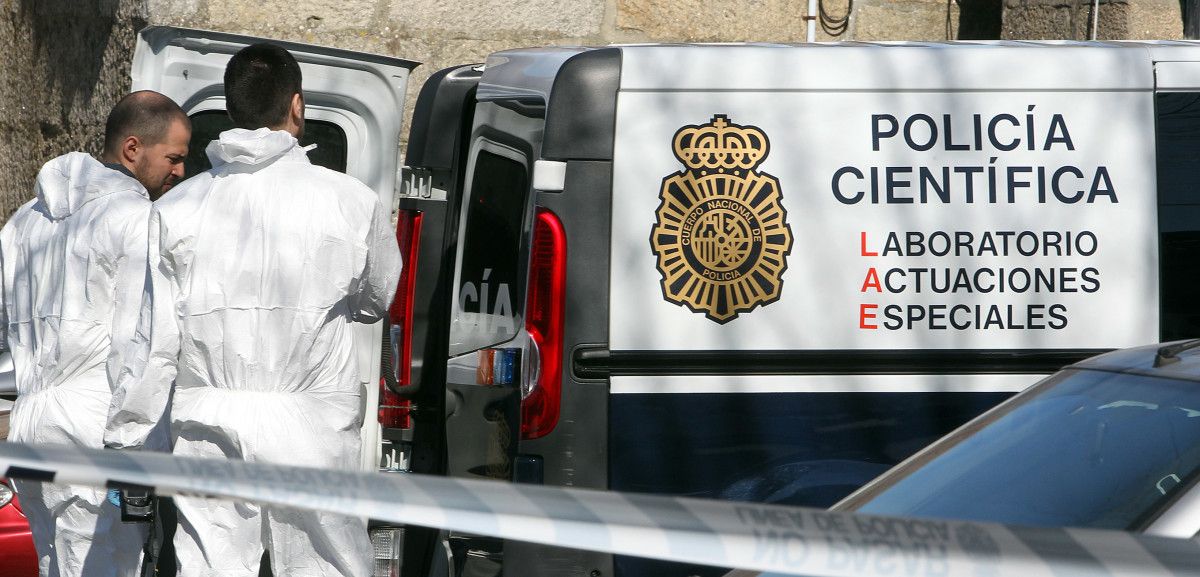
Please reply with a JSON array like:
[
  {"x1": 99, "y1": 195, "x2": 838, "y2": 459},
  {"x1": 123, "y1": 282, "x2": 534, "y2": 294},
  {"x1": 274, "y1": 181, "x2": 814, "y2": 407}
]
[
  {"x1": 130, "y1": 26, "x2": 418, "y2": 471},
  {"x1": 439, "y1": 47, "x2": 587, "y2": 577},
  {"x1": 390, "y1": 62, "x2": 482, "y2": 577}
]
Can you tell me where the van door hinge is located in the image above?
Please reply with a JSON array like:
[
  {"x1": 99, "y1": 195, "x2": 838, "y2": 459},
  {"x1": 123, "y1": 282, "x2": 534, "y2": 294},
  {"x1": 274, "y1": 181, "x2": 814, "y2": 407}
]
[{"x1": 397, "y1": 166, "x2": 447, "y2": 201}]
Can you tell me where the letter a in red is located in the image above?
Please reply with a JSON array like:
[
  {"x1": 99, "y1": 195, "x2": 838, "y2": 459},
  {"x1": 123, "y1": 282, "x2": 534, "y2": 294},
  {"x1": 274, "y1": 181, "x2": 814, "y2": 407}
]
[{"x1": 861, "y1": 268, "x2": 882, "y2": 293}]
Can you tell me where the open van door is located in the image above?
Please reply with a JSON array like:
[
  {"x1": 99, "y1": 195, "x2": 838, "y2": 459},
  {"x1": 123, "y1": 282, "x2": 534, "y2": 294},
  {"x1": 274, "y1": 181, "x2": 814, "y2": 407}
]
[
  {"x1": 387, "y1": 63, "x2": 483, "y2": 577},
  {"x1": 131, "y1": 26, "x2": 418, "y2": 576},
  {"x1": 130, "y1": 26, "x2": 418, "y2": 473}
]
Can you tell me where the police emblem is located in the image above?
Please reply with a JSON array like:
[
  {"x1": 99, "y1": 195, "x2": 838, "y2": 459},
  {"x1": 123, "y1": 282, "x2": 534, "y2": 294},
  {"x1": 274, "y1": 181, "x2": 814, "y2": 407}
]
[{"x1": 650, "y1": 115, "x2": 794, "y2": 324}]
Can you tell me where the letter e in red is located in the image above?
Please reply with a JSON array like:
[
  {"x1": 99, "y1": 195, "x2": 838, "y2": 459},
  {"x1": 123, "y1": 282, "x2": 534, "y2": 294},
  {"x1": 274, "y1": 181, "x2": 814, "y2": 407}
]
[{"x1": 860, "y1": 304, "x2": 878, "y2": 329}]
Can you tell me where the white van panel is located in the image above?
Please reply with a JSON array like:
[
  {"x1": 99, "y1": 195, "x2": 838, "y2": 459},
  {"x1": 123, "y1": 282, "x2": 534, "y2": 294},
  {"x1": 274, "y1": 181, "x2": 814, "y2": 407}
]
[
  {"x1": 610, "y1": 85, "x2": 1157, "y2": 351},
  {"x1": 1155, "y1": 62, "x2": 1200, "y2": 91},
  {"x1": 1142, "y1": 42, "x2": 1200, "y2": 64},
  {"x1": 611, "y1": 373, "x2": 1041, "y2": 394},
  {"x1": 132, "y1": 27, "x2": 415, "y2": 196},
  {"x1": 617, "y1": 44, "x2": 1153, "y2": 92}
]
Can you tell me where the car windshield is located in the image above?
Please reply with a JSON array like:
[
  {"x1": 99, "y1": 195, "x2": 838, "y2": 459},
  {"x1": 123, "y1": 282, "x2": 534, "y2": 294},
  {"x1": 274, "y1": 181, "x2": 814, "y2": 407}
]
[{"x1": 844, "y1": 369, "x2": 1200, "y2": 530}]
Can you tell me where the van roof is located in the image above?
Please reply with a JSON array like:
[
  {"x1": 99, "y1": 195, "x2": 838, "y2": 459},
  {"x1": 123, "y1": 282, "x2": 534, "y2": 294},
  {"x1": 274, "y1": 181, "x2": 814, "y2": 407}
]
[
  {"x1": 481, "y1": 41, "x2": 1200, "y2": 96},
  {"x1": 616, "y1": 42, "x2": 1161, "y2": 91},
  {"x1": 479, "y1": 47, "x2": 590, "y2": 103}
]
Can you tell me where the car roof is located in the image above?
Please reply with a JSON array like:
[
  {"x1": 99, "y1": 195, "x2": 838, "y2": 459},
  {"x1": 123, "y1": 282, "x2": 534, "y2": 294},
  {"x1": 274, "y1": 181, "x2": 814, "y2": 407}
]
[{"x1": 1070, "y1": 340, "x2": 1200, "y2": 384}]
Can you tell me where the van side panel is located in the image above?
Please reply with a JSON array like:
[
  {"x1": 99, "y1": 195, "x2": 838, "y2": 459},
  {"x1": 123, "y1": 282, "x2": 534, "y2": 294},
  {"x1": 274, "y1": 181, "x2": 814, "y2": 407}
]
[
  {"x1": 609, "y1": 387, "x2": 1018, "y2": 503},
  {"x1": 610, "y1": 84, "x2": 1158, "y2": 351},
  {"x1": 604, "y1": 45, "x2": 1157, "y2": 577}
]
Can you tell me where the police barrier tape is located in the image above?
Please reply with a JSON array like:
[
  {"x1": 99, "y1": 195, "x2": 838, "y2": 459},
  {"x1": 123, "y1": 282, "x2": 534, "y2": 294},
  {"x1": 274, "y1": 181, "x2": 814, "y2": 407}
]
[{"x1": 2, "y1": 441, "x2": 1198, "y2": 577}]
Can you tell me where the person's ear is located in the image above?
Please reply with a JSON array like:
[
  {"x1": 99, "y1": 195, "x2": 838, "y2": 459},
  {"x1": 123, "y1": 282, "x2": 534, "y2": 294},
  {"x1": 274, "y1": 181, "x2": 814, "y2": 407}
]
[
  {"x1": 290, "y1": 93, "x2": 304, "y2": 126},
  {"x1": 121, "y1": 135, "x2": 141, "y2": 164}
]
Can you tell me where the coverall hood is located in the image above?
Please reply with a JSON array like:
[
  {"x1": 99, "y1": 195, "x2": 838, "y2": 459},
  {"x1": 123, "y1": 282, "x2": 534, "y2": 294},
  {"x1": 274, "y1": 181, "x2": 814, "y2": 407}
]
[
  {"x1": 205, "y1": 127, "x2": 300, "y2": 168},
  {"x1": 4, "y1": 151, "x2": 151, "y2": 577},
  {"x1": 35, "y1": 152, "x2": 146, "y2": 220}
]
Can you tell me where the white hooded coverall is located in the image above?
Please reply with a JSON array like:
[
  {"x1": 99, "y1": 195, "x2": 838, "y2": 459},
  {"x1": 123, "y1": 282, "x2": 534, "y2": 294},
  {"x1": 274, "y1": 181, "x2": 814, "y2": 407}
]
[
  {"x1": 104, "y1": 128, "x2": 401, "y2": 577},
  {"x1": 1, "y1": 152, "x2": 150, "y2": 577}
]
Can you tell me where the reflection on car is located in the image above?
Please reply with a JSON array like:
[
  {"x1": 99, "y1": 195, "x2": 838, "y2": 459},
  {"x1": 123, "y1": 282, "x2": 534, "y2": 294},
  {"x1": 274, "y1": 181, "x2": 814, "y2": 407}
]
[
  {"x1": 834, "y1": 340, "x2": 1200, "y2": 536},
  {"x1": 726, "y1": 340, "x2": 1200, "y2": 577}
]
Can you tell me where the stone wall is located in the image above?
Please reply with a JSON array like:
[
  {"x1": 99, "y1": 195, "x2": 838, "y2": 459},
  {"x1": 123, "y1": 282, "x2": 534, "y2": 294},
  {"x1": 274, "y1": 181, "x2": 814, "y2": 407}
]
[
  {"x1": 1003, "y1": 0, "x2": 1183, "y2": 40},
  {"x1": 0, "y1": 0, "x2": 1185, "y2": 222},
  {"x1": 0, "y1": 0, "x2": 146, "y2": 220}
]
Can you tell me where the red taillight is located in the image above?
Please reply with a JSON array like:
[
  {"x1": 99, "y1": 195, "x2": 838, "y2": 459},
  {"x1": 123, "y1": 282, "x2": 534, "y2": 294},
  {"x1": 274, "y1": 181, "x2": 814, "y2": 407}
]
[
  {"x1": 378, "y1": 378, "x2": 411, "y2": 429},
  {"x1": 388, "y1": 209, "x2": 423, "y2": 388},
  {"x1": 379, "y1": 209, "x2": 421, "y2": 430},
  {"x1": 521, "y1": 208, "x2": 566, "y2": 440}
]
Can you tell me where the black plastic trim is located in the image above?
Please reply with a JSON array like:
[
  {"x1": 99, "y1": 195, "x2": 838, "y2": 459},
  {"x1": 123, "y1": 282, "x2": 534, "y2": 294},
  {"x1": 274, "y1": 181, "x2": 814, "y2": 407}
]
[
  {"x1": 514, "y1": 455, "x2": 544, "y2": 485},
  {"x1": 5, "y1": 466, "x2": 54, "y2": 482},
  {"x1": 573, "y1": 348, "x2": 1110, "y2": 378},
  {"x1": 542, "y1": 48, "x2": 621, "y2": 162},
  {"x1": 105, "y1": 480, "x2": 155, "y2": 492},
  {"x1": 405, "y1": 64, "x2": 482, "y2": 170},
  {"x1": 142, "y1": 26, "x2": 419, "y2": 71}
]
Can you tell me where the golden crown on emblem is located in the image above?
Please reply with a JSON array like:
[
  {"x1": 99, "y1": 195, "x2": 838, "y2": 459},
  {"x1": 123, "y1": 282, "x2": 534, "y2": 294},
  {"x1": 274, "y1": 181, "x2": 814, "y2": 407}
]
[{"x1": 672, "y1": 114, "x2": 770, "y2": 172}]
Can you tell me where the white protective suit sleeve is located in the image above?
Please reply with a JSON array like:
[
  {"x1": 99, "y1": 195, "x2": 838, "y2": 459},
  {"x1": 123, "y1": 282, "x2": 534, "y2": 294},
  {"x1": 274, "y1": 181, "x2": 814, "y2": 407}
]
[
  {"x1": 349, "y1": 197, "x2": 402, "y2": 323},
  {"x1": 104, "y1": 206, "x2": 180, "y2": 450}
]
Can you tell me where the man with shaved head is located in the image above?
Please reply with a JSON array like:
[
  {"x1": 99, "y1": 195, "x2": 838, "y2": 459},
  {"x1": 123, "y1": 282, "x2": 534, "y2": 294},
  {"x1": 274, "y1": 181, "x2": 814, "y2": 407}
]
[
  {"x1": 100, "y1": 90, "x2": 191, "y2": 200},
  {"x1": 1, "y1": 90, "x2": 190, "y2": 577}
]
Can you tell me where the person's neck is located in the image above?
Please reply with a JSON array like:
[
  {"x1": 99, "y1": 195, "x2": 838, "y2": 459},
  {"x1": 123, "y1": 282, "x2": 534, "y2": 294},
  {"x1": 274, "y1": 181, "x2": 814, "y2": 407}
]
[
  {"x1": 265, "y1": 120, "x2": 301, "y2": 138},
  {"x1": 99, "y1": 155, "x2": 135, "y2": 177}
]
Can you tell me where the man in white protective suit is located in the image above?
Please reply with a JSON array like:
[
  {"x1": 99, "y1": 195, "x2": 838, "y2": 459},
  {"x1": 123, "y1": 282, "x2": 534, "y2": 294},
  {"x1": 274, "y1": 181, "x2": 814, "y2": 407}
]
[
  {"x1": 2, "y1": 91, "x2": 190, "y2": 577},
  {"x1": 103, "y1": 43, "x2": 401, "y2": 577}
]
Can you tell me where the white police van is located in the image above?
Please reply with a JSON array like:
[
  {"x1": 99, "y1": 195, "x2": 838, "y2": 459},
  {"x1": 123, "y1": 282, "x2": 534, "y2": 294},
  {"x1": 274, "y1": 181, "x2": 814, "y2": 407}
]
[
  {"x1": 121, "y1": 29, "x2": 1200, "y2": 577},
  {"x1": 393, "y1": 42, "x2": 1200, "y2": 577}
]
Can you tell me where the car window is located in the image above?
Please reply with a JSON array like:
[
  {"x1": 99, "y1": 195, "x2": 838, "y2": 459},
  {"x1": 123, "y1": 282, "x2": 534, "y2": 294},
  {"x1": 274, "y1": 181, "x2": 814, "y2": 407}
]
[
  {"x1": 845, "y1": 369, "x2": 1200, "y2": 530},
  {"x1": 184, "y1": 110, "x2": 348, "y2": 178}
]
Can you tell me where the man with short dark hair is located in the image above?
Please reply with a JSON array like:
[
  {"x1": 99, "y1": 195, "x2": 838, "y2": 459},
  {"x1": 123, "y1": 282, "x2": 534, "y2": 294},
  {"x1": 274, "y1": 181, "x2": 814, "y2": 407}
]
[
  {"x1": 223, "y1": 42, "x2": 304, "y2": 133},
  {"x1": 104, "y1": 44, "x2": 399, "y2": 577},
  {"x1": 3, "y1": 90, "x2": 190, "y2": 577}
]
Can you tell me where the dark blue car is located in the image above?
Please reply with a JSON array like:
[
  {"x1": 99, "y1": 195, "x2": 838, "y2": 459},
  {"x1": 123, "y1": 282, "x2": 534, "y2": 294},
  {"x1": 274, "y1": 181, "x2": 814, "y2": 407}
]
[{"x1": 834, "y1": 340, "x2": 1200, "y2": 537}]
